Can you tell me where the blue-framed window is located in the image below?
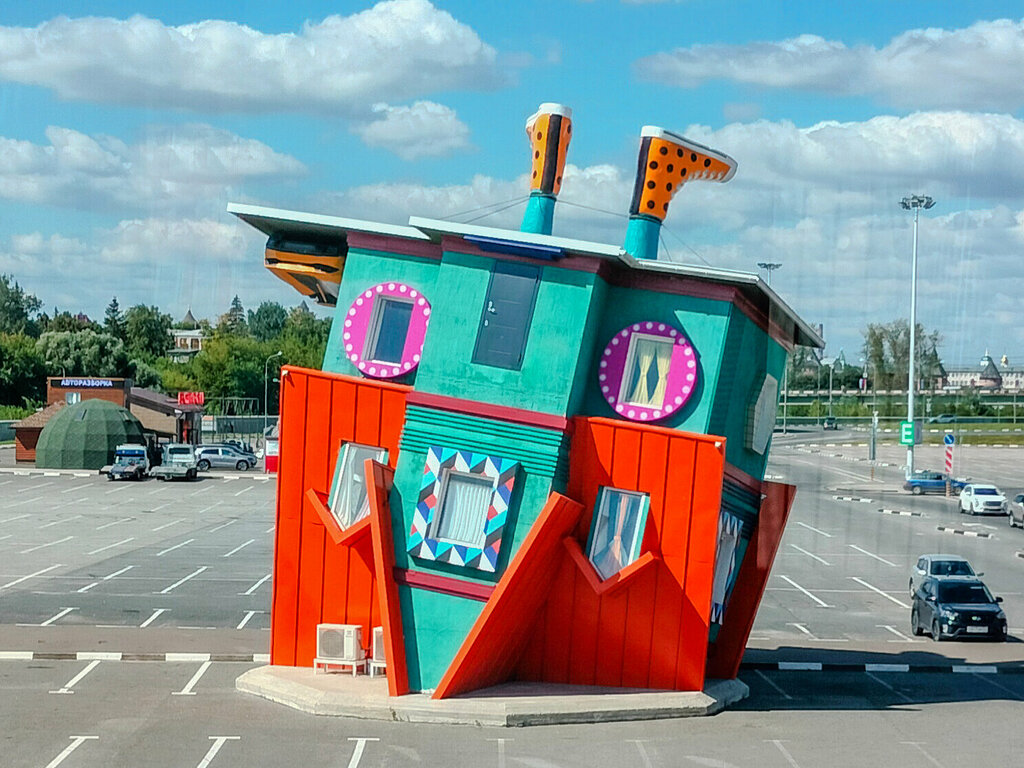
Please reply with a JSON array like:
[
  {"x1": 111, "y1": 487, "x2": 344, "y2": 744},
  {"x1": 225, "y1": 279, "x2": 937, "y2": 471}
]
[{"x1": 586, "y1": 487, "x2": 650, "y2": 580}]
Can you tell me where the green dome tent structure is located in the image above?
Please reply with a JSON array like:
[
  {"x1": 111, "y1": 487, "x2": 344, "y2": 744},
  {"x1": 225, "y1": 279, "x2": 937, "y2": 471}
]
[{"x1": 35, "y1": 399, "x2": 146, "y2": 470}]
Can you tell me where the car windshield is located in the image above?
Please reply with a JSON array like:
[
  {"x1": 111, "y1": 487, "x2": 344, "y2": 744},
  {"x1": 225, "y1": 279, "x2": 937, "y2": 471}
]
[
  {"x1": 929, "y1": 560, "x2": 974, "y2": 576},
  {"x1": 169, "y1": 447, "x2": 191, "y2": 456},
  {"x1": 974, "y1": 487, "x2": 999, "y2": 495},
  {"x1": 937, "y1": 583, "x2": 993, "y2": 604}
]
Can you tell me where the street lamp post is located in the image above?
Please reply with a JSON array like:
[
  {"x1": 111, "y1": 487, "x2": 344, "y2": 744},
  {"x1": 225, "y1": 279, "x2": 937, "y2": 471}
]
[
  {"x1": 757, "y1": 262, "x2": 785, "y2": 430},
  {"x1": 757, "y1": 262, "x2": 782, "y2": 286},
  {"x1": 264, "y1": 351, "x2": 283, "y2": 438},
  {"x1": 900, "y1": 194, "x2": 936, "y2": 477}
]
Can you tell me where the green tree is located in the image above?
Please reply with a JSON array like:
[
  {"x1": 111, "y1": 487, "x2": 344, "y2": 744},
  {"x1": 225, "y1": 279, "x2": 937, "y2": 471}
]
[
  {"x1": 248, "y1": 301, "x2": 287, "y2": 342},
  {"x1": 192, "y1": 336, "x2": 268, "y2": 403},
  {"x1": 124, "y1": 304, "x2": 173, "y2": 361},
  {"x1": 862, "y1": 319, "x2": 942, "y2": 391},
  {"x1": 280, "y1": 303, "x2": 331, "y2": 367},
  {"x1": 36, "y1": 330, "x2": 131, "y2": 377},
  {"x1": 217, "y1": 295, "x2": 249, "y2": 337},
  {"x1": 0, "y1": 274, "x2": 42, "y2": 337},
  {"x1": 130, "y1": 359, "x2": 162, "y2": 389},
  {"x1": 104, "y1": 297, "x2": 125, "y2": 340},
  {"x1": 40, "y1": 310, "x2": 99, "y2": 334},
  {"x1": 0, "y1": 333, "x2": 46, "y2": 405}
]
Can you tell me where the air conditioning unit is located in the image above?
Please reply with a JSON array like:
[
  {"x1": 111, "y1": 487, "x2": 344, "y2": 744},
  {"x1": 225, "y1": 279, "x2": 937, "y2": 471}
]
[
  {"x1": 372, "y1": 626, "x2": 385, "y2": 663},
  {"x1": 316, "y1": 624, "x2": 363, "y2": 662}
]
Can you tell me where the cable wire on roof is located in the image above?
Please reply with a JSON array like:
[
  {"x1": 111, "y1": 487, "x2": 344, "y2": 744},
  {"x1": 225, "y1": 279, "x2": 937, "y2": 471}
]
[{"x1": 442, "y1": 195, "x2": 530, "y2": 222}]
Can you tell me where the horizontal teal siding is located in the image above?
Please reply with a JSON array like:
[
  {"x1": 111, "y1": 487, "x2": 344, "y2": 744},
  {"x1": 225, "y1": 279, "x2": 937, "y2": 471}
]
[{"x1": 399, "y1": 405, "x2": 569, "y2": 480}]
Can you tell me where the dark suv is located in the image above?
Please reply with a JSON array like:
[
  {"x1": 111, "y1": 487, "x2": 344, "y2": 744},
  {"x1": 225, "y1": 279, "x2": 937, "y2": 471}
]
[{"x1": 911, "y1": 577, "x2": 1007, "y2": 641}]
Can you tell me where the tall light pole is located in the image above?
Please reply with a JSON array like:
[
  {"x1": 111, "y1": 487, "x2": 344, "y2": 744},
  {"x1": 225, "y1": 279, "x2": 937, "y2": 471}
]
[
  {"x1": 900, "y1": 194, "x2": 936, "y2": 476},
  {"x1": 757, "y1": 262, "x2": 782, "y2": 286},
  {"x1": 264, "y1": 351, "x2": 283, "y2": 438}
]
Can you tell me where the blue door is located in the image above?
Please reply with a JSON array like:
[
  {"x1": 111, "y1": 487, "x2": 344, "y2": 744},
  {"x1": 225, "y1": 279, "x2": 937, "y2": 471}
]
[{"x1": 472, "y1": 262, "x2": 540, "y2": 370}]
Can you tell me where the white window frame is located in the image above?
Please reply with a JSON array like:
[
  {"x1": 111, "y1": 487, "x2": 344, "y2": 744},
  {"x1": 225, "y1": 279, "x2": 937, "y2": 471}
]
[
  {"x1": 428, "y1": 469, "x2": 496, "y2": 549},
  {"x1": 363, "y1": 295, "x2": 415, "y2": 365},
  {"x1": 327, "y1": 442, "x2": 388, "y2": 529},
  {"x1": 586, "y1": 487, "x2": 650, "y2": 581},
  {"x1": 617, "y1": 332, "x2": 674, "y2": 409}
]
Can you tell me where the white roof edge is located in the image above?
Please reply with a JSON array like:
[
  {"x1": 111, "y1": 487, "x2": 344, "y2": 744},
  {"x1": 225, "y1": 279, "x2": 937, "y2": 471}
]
[
  {"x1": 618, "y1": 252, "x2": 824, "y2": 348},
  {"x1": 227, "y1": 202, "x2": 431, "y2": 241},
  {"x1": 407, "y1": 216, "x2": 626, "y2": 258}
]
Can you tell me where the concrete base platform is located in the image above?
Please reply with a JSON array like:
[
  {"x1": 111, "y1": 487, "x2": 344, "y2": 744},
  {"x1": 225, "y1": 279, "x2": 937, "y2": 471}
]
[{"x1": 236, "y1": 665, "x2": 748, "y2": 727}]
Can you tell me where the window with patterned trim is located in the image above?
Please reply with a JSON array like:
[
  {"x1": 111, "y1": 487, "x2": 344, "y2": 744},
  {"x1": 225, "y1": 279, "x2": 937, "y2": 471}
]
[
  {"x1": 586, "y1": 487, "x2": 650, "y2": 580},
  {"x1": 430, "y1": 471, "x2": 495, "y2": 548},
  {"x1": 327, "y1": 443, "x2": 388, "y2": 529}
]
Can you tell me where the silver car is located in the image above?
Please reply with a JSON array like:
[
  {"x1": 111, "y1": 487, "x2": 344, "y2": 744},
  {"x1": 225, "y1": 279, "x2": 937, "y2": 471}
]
[
  {"x1": 908, "y1": 553, "x2": 979, "y2": 598},
  {"x1": 194, "y1": 445, "x2": 257, "y2": 471}
]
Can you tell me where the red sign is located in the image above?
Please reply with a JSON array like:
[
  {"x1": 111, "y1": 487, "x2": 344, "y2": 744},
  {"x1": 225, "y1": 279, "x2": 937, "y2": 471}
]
[{"x1": 177, "y1": 391, "x2": 205, "y2": 406}]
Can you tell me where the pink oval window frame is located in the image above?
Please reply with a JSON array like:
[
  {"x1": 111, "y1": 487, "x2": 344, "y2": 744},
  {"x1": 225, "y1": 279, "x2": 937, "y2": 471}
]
[
  {"x1": 342, "y1": 282, "x2": 431, "y2": 379},
  {"x1": 598, "y1": 321, "x2": 698, "y2": 422}
]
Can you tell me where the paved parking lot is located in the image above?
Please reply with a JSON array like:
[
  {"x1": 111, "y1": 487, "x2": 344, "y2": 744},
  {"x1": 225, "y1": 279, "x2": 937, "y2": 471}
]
[{"x1": 2, "y1": 445, "x2": 1024, "y2": 766}]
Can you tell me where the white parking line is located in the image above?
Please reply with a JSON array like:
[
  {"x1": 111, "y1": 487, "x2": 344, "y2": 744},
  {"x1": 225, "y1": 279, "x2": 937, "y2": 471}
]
[
  {"x1": 789, "y1": 544, "x2": 831, "y2": 565},
  {"x1": 234, "y1": 485, "x2": 253, "y2": 497},
  {"x1": 140, "y1": 608, "x2": 168, "y2": 628},
  {"x1": 104, "y1": 565, "x2": 134, "y2": 580},
  {"x1": 156, "y1": 538, "x2": 194, "y2": 556},
  {"x1": 196, "y1": 736, "x2": 240, "y2": 768},
  {"x1": 173, "y1": 660, "x2": 213, "y2": 696},
  {"x1": 96, "y1": 517, "x2": 132, "y2": 531},
  {"x1": 87, "y1": 537, "x2": 134, "y2": 555},
  {"x1": 877, "y1": 624, "x2": 921, "y2": 643},
  {"x1": 265, "y1": 526, "x2": 275, "y2": 534},
  {"x1": 44, "y1": 736, "x2": 99, "y2": 768},
  {"x1": 972, "y1": 672, "x2": 1024, "y2": 701},
  {"x1": 196, "y1": 502, "x2": 223, "y2": 515},
  {"x1": 346, "y1": 738, "x2": 379, "y2": 768},
  {"x1": 236, "y1": 610, "x2": 261, "y2": 629},
  {"x1": 239, "y1": 573, "x2": 271, "y2": 595},
  {"x1": 5, "y1": 496, "x2": 45, "y2": 507},
  {"x1": 900, "y1": 742, "x2": 946, "y2": 768},
  {"x1": 17, "y1": 482, "x2": 52, "y2": 493},
  {"x1": 795, "y1": 521, "x2": 832, "y2": 538},
  {"x1": 0, "y1": 513, "x2": 30, "y2": 524},
  {"x1": 778, "y1": 575, "x2": 832, "y2": 607},
  {"x1": 104, "y1": 485, "x2": 129, "y2": 495},
  {"x1": 40, "y1": 515, "x2": 82, "y2": 529},
  {"x1": 850, "y1": 576, "x2": 911, "y2": 608},
  {"x1": 20, "y1": 535, "x2": 73, "y2": 554},
  {"x1": 153, "y1": 519, "x2": 186, "y2": 531},
  {"x1": 867, "y1": 672, "x2": 913, "y2": 703},
  {"x1": 60, "y1": 485, "x2": 84, "y2": 494},
  {"x1": 209, "y1": 520, "x2": 236, "y2": 533},
  {"x1": 40, "y1": 607, "x2": 78, "y2": 627},
  {"x1": 0, "y1": 563, "x2": 62, "y2": 592},
  {"x1": 768, "y1": 739, "x2": 802, "y2": 768},
  {"x1": 158, "y1": 566, "x2": 207, "y2": 594},
  {"x1": 848, "y1": 544, "x2": 899, "y2": 567},
  {"x1": 223, "y1": 539, "x2": 255, "y2": 558},
  {"x1": 50, "y1": 659, "x2": 102, "y2": 694}
]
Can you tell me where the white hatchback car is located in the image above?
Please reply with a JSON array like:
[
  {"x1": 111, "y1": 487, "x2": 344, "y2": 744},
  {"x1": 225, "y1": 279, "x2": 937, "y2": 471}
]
[
  {"x1": 959, "y1": 483, "x2": 1007, "y2": 515},
  {"x1": 909, "y1": 554, "x2": 979, "y2": 598}
]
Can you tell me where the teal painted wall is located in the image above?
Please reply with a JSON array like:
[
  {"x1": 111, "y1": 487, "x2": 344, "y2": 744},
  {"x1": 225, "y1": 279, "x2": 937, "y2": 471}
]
[
  {"x1": 323, "y1": 247, "x2": 440, "y2": 376},
  {"x1": 414, "y1": 251, "x2": 598, "y2": 415},
  {"x1": 398, "y1": 585, "x2": 484, "y2": 692}
]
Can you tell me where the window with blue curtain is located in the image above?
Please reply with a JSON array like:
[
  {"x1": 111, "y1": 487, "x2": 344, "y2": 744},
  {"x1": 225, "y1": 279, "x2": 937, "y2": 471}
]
[
  {"x1": 587, "y1": 487, "x2": 649, "y2": 580},
  {"x1": 433, "y1": 472, "x2": 495, "y2": 548}
]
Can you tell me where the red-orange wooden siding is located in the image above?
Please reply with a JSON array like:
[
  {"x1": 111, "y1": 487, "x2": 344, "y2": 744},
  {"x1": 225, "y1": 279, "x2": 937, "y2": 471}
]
[{"x1": 271, "y1": 366, "x2": 409, "y2": 667}]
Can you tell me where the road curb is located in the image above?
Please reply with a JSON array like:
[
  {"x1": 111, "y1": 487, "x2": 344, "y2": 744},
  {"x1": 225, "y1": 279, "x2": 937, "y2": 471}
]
[
  {"x1": 0, "y1": 651, "x2": 269, "y2": 663},
  {"x1": 832, "y1": 495, "x2": 873, "y2": 503},
  {"x1": 878, "y1": 508, "x2": 923, "y2": 517},
  {"x1": 936, "y1": 526, "x2": 992, "y2": 538},
  {"x1": 740, "y1": 661, "x2": 1024, "y2": 674}
]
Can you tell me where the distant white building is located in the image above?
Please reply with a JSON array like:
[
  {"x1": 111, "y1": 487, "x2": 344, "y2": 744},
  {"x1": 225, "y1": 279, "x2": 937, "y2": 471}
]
[
  {"x1": 944, "y1": 352, "x2": 1024, "y2": 391},
  {"x1": 168, "y1": 308, "x2": 204, "y2": 363}
]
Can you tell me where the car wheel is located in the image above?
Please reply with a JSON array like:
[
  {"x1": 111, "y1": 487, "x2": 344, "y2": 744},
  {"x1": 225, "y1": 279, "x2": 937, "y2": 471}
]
[
  {"x1": 236, "y1": 460, "x2": 248, "y2": 471},
  {"x1": 1010, "y1": 512, "x2": 1016, "y2": 528},
  {"x1": 911, "y1": 608, "x2": 923, "y2": 636},
  {"x1": 931, "y1": 620, "x2": 943, "y2": 641},
  {"x1": 908, "y1": 579, "x2": 914, "y2": 598},
  {"x1": 197, "y1": 459, "x2": 211, "y2": 471},
  {"x1": 911, "y1": 485, "x2": 923, "y2": 496}
]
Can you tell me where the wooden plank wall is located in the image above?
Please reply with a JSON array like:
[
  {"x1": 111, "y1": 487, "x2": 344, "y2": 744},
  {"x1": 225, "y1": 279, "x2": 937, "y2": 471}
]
[
  {"x1": 271, "y1": 366, "x2": 409, "y2": 666},
  {"x1": 516, "y1": 417, "x2": 725, "y2": 691}
]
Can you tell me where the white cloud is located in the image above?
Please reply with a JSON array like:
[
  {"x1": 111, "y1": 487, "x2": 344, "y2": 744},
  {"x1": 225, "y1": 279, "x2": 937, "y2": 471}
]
[
  {"x1": 635, "y1": 18, "x2": 1024, "y2": 110},
  {"x1": 0, "y1": 1, "x2": 503, "y2": 116},
  {"x1": 351, "y1": 101, "x2": 471, "y2": 160},
  {"x1": 0, "y1": 124, "x2": 304, "y2": 214}
]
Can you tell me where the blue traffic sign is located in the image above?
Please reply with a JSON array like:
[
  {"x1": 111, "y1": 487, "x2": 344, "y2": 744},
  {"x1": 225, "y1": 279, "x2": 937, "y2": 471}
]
[{"x1": 943, "y1": 433, "x2": 955, "y2": 446}]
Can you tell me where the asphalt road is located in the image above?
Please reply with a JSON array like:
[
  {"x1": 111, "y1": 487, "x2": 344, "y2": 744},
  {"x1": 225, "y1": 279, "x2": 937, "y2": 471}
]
[{"x1": 3, "y1": 448, "x2": 1024, "y2": 767}]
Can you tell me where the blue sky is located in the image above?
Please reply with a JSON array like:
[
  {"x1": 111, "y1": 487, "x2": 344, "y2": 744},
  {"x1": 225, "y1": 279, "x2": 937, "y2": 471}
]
[{"x1": 3, "y1": 1, "x2": 1024, "y2": 366}]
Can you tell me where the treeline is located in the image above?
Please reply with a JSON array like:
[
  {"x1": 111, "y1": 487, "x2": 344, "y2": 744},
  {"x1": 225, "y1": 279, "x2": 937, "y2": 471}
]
[{"x1": 0, "y1": 274, "x2": 330, "y2": 415}]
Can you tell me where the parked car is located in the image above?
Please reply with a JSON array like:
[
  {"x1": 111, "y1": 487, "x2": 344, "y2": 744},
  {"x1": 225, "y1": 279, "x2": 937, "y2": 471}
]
[
  {"x1": 910, "y1": 576, "x2": 1007, "y2": 641},
  {"x1": 150, "y1": 443, "x2": 199, "y2": 481},
  {"x1": 908, "y1": 553, "x2": 979, "y2": 597},
  {"x1": 1008, "y1": 493, "x2": 1024, "y2": 528},
  {"x1": 106, "y1": 443, "x2": 150, "y2": 481},
  {"x1": 928, "y1": 414, "x2": 957, "y2": 423},
  {"x1": 903, "y1": 470, "x2": 967, "y2": 496},
  {"x1": 959, "y1": 483, "x2": 1007, "y2": 515},
  {"x1": 194, "y1": 445, "x2": 257, "y2": 471},
  {"x1": 822, "y1": 416, "x2": 838, "y2": 430}
]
